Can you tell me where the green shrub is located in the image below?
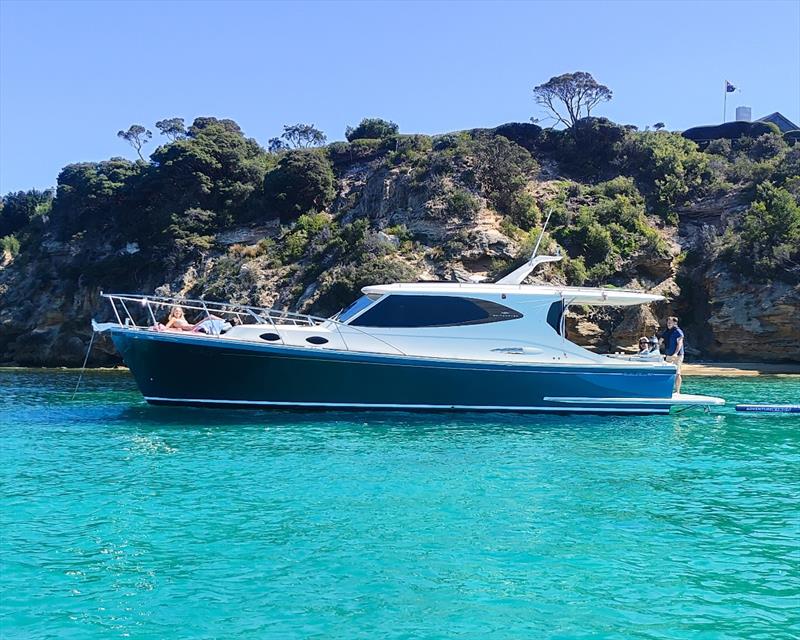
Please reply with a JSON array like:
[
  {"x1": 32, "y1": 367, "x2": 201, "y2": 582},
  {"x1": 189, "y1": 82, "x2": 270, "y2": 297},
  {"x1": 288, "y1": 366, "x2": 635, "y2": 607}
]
[
  {"x1": 351, "y1": 138, "x2": 385, "y2": 152},
  {"x1": 263, "y1": 149, "x2": 336, "y2": 220},
  {"x1": 149, "y1": 117, "x2": 271, "y2": 229},
  {"x1": 549, "y1": 176, "x2": 673, "y2": 279},
  {"x1": 586, "y1": 261, "x2": 614, "y2": 282},
  {"x1": 619, "y1": 131, "x2": 709, "y2": 215},
  {"x1": 385, "y1": 224, "x2": 413, "y2": 243},
  {"x1": 443, "y1": 228, "x2": 473, "y2": 258},
  {"x1": 445, "y1": 188, "x2": 480, "y2": 219},
  {"x1": 345, "y1": 118, "x2": 399, "y2": 142},
  {"x1": 386, "y1": 135, "x2": 433, "y2": 167},
  {"x1": 721, "y1": 182, "x2": 800, "y2": 282},
  {"x1": 432, "y1": 134, "x2": 461, "y2": 151},
  {"x1": 168, "y1": 208, "x2": 217, "y2": 253},
  {"x1": 705, "y1": 138, "x2": 733, "y2": 159},
  {"x1": 551, "y1": 117, "x2": 629, "y2": 179},
  {"x1": 279, "y1": 213, "x2": 333, "y2": 262},
  {"x1": 590, "y1": 176, "x2": 639, "y2": 199},
  {"x1": 198, "y1": 254, "x2": 243, "y2": 299},
  {"x1": 472, "y1": 136, "x2": 539, "y2": 209},
  {"x1": 1, "y1": 234, "x2": 20, "y2": 256},
  {"x1": 746, "y1": 133, "x2": 787, "y2": 162},
  {"x1": 0, "y1": 189, "x2": 53, "y2": 237},
  {"x1": 506, "y1": 191, "x2": 541, "y2": 230},
  {"x1": 499, "y1": 218, "x2": 522, "y2": 239},
  {"x1": 491, "y1": 122, "x2": 543, "y2": 152},
  {"x1": 563, "y1": 256, "x2": 588, "y2": 285},
  {"x1": 773, "y1": 145, "x2": 800, "y2": 188},
  {"x1": 294, "y1": 212, "x2": 330, "y2": 235},
  {"x1": 282, "y1": 229, "x2": 309, "y2": 261},
  {"x1": 392, "y1": 134, "x2": 432, "y2": 153},
  {"x1": 328, "y1": 138, "x2": 388, "y2": 165},
  {"x1": 583, "y1": 220, "x2": 614, "y2": 263},
  {"x1": 51, "y1": 158, "x2": 142, "y2": 238},
  {"x1": 312, "y1": 257, "x2": 416, "y2": 316}
]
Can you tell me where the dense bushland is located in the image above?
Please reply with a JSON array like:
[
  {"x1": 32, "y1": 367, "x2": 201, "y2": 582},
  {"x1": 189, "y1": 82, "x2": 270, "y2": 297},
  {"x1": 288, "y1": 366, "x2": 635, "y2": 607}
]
[{"x1": 2, "y1": 108, "x2": 798, "y2": 311}]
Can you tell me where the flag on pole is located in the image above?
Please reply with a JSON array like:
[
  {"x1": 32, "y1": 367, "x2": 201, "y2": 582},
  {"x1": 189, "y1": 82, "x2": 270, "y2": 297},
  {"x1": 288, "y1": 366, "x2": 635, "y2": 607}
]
[{"x1": 726, "y1": 81, "x2": 737, "y2": 93}]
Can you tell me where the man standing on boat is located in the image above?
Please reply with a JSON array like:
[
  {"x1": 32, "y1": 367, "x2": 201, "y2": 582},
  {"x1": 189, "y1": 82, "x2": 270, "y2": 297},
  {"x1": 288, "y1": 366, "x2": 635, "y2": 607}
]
[{"x1": 661, "y1": 316, "x2": 685, "y2": 394}]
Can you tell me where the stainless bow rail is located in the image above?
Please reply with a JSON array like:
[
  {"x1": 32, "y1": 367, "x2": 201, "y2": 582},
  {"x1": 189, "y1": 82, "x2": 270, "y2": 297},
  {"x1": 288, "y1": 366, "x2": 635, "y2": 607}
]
[
  {"x1": 99, "y1": 293, "x2": 407, "y2": 355},
  {"x1": 102, "y1": 293, "x2": 322, "y2": 329}
]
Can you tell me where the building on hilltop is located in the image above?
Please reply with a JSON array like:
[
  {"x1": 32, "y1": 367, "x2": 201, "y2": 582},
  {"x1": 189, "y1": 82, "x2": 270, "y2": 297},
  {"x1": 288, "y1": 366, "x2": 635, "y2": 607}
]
[
  {"x1": 754, "y1": 112, "x2": 799, "y2": 133},
  {"x1": 682, "y1": 108, "x2": 799, "y2": 147}
]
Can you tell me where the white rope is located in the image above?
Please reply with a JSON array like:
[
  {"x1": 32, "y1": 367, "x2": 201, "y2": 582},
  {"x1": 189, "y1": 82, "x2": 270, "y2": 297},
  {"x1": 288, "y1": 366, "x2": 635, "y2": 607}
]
[{"x1": 71, "y1": 331, "x2": 96, "y2": 400}]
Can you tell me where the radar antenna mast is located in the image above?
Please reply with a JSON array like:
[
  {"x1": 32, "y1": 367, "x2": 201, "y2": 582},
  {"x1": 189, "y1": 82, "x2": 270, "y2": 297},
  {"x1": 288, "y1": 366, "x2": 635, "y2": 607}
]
[{"x1": 495, "y1": 208, "x2": 562, "y2": 285}]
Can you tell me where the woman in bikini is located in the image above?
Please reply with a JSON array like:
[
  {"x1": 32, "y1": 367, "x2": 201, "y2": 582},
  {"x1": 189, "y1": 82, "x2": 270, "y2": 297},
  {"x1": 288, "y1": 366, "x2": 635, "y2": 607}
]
[{"x1": 164, "y1": 306, "x2": 195, "y2": 331}]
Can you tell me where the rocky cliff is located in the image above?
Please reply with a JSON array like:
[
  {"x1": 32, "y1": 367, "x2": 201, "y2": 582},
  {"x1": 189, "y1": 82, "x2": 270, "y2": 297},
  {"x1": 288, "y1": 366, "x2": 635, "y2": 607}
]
[{"x1": 1, "y1": 118, "x2": 798, "y2": 365}]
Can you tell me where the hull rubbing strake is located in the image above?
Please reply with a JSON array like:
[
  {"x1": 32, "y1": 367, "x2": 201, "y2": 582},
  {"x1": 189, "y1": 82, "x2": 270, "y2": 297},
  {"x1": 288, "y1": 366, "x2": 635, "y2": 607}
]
[{"x1": 144, "y1": 397, "x2": 670, "y2": 414}]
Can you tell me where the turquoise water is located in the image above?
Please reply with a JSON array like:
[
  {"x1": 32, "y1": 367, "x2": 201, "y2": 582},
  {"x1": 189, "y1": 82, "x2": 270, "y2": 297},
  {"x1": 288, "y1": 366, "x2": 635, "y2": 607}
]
[{"x1": 1, "y1": 370, "x2": 798, "y2": 639}]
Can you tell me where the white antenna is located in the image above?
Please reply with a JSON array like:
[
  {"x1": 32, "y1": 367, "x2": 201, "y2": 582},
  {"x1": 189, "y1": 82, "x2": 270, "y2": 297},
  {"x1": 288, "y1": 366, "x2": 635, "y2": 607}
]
[
  {"x1": 531, "y1": 208, "x2": 553, "y2": 259},
  {"x1": 496, "y1": 208, "x2": 562, "y2": 285}
]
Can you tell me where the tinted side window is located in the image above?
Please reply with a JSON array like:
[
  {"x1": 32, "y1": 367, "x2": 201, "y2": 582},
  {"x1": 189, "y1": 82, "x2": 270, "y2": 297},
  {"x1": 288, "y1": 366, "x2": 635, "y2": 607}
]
[
  {"x1": 350, "y1": 295, "x2": 522, "y2": 328},
  {"x1": 546, "y1": 301, "x2": 563, "y2": 335},
  {"x1": 336, "y1": 295, "x2": 376, "y2": 323}
]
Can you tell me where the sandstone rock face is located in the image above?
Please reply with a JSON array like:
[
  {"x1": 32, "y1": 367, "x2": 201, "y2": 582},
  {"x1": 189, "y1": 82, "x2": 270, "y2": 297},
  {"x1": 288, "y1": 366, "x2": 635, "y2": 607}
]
[
  {"x1": 565, "y1": 315, "x2": 607, "y2": 350},
  {"x1": 610, "y1": 305, "x2": 661, "y2": 353},
  {"x1": 703, "y1": 268, "x2": 800, "y2": 361}
]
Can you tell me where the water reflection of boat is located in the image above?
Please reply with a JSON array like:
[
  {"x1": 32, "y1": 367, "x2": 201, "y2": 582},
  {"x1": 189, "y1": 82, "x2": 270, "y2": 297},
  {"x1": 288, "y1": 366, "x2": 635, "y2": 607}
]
[{"x1": 94, "y1": 252, "x2": 723, "y2": 414}]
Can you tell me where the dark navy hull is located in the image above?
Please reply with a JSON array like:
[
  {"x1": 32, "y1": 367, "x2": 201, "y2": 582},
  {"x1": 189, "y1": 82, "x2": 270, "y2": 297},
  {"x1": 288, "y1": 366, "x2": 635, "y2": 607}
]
[{"x1": 110, "y1": 329, "x2": 677, "y2": 414}]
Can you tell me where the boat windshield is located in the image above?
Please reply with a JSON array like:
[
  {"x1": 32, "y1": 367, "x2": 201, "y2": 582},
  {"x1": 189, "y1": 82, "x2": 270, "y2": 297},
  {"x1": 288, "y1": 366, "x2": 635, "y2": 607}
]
[{"x1": 335, "y1": 295, "x2": 378, "y2": 323}]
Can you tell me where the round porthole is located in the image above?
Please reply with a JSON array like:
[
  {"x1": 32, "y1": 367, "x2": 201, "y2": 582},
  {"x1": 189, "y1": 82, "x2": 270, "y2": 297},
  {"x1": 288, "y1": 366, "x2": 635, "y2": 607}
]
[
  {"x1": 306, "y1": 336, "x2": 329, "y2": 345},
  {"x1": 259, "y1": 333, "x2": 281, "y2": 341}
]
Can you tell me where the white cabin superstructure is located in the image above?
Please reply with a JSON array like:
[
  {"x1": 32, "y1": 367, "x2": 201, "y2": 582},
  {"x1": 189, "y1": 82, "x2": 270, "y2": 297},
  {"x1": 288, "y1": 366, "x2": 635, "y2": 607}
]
[{"x1": 216, "y1": 282, "x2": 667, "y2": 367}]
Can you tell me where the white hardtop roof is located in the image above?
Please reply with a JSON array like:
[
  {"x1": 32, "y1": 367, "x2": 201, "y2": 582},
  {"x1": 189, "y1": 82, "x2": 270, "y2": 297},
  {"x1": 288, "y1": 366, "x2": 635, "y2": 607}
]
[{"x1": 361, "y1": 282, "x2": 664, "y2": 307}]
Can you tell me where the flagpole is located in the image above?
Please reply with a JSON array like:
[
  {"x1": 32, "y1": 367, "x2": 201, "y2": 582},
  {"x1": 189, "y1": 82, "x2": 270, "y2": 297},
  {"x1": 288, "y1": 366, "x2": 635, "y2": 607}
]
[{"x1": 723, "y1": 81, "x2": 727, "y2": 122}]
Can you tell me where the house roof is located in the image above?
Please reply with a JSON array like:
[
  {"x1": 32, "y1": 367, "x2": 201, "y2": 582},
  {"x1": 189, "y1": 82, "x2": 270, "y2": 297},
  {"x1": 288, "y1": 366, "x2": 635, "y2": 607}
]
[{"x1": 756, "y1": 112, "x2": 799, "y2": 133}]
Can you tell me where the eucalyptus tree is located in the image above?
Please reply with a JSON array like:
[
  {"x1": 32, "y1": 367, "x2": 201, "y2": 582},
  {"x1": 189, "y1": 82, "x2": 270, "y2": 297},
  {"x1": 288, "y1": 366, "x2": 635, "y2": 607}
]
[
  {"x1": 155, "y1": 117, "x2": 186, "y2": 141},
  {"x1": 533, "y1": 72, "x2": 612, "y2": 129},
  {"x1": 269, "y1": 123, "x2": 327, "y2": 151},
  {"x1": 117, "y1": 124, "x2": 153, "y2": 160}
]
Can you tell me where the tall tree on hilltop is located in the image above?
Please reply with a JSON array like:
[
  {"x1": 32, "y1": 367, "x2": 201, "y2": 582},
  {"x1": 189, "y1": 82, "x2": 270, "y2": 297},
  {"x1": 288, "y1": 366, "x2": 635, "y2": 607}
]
[
  {"x1": 155, "y1": 117, "x2": 186, "y2": 141},
  {"x1": 117, "y1": 124, "x2": 153, "y2": 160},
  {"x1": 533, "y1": 72, "x2": 612, "y2": 129},
  {"x1": 269, "y1": 123, "x2": 327, "y2": 152}
]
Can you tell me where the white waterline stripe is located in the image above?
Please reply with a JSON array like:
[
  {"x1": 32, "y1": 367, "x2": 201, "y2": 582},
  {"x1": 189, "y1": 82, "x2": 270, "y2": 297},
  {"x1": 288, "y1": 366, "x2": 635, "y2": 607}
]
[
  {"x1": 544, "y1": 395, "x2": 724, "y2": 406},
  {"x1": 144, "y1": 397, "x2": 669, "y2": 413}
]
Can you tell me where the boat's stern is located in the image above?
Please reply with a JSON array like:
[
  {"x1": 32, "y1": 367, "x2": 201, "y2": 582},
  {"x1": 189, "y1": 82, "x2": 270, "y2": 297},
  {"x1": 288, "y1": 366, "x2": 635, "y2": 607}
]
[{"x1": 543, "y1": 392, "x2": 725, "y2": 413}]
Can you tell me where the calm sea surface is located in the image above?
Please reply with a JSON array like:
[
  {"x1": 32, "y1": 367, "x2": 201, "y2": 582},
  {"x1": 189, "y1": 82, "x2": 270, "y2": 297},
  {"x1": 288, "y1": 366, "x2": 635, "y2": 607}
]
[{"x1": 1, "y1": 370, "x2": 798, "y2": 639}]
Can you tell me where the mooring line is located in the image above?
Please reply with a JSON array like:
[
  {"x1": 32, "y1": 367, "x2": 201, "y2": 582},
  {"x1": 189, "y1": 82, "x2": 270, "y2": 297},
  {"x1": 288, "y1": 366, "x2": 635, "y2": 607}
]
[{"x1": 71, "y1": 330, "x2": 96, "y2": 400}]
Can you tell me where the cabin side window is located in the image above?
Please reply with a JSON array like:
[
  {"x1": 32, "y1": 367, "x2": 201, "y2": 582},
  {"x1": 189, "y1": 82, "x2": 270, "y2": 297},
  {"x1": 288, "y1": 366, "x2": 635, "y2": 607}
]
[
  {"x1": 349, "y1": 295, "x2": 523, "y2": 328},
  {"x1": 546, "y1": 300, "x2": 563, "y2": 335},
  {"x1": 336, "y1": 294, "x2": 380, "y2": 323}
]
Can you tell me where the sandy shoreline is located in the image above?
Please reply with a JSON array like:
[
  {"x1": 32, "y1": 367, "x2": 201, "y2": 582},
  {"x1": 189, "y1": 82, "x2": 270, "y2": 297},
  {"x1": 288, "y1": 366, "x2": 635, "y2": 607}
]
[
  {"x1": 681, "y1": 362, "x2": 800, "y2": 377},
  {"x1": 2, "y1": 362, "x2": 799, "y2": 376}
]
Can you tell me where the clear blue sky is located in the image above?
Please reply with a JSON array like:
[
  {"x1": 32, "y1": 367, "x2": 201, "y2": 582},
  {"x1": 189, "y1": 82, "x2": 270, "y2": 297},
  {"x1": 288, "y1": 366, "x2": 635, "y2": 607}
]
[{"x1": 1, "y1": 0, "x2": 798, "y2": 193}]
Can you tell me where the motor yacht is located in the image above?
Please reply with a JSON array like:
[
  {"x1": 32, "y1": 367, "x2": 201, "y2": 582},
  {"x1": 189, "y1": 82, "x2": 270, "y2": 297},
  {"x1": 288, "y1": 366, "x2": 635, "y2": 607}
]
[{"x1": 93, "y1": 251, "x2": 724, "y2": 414}]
